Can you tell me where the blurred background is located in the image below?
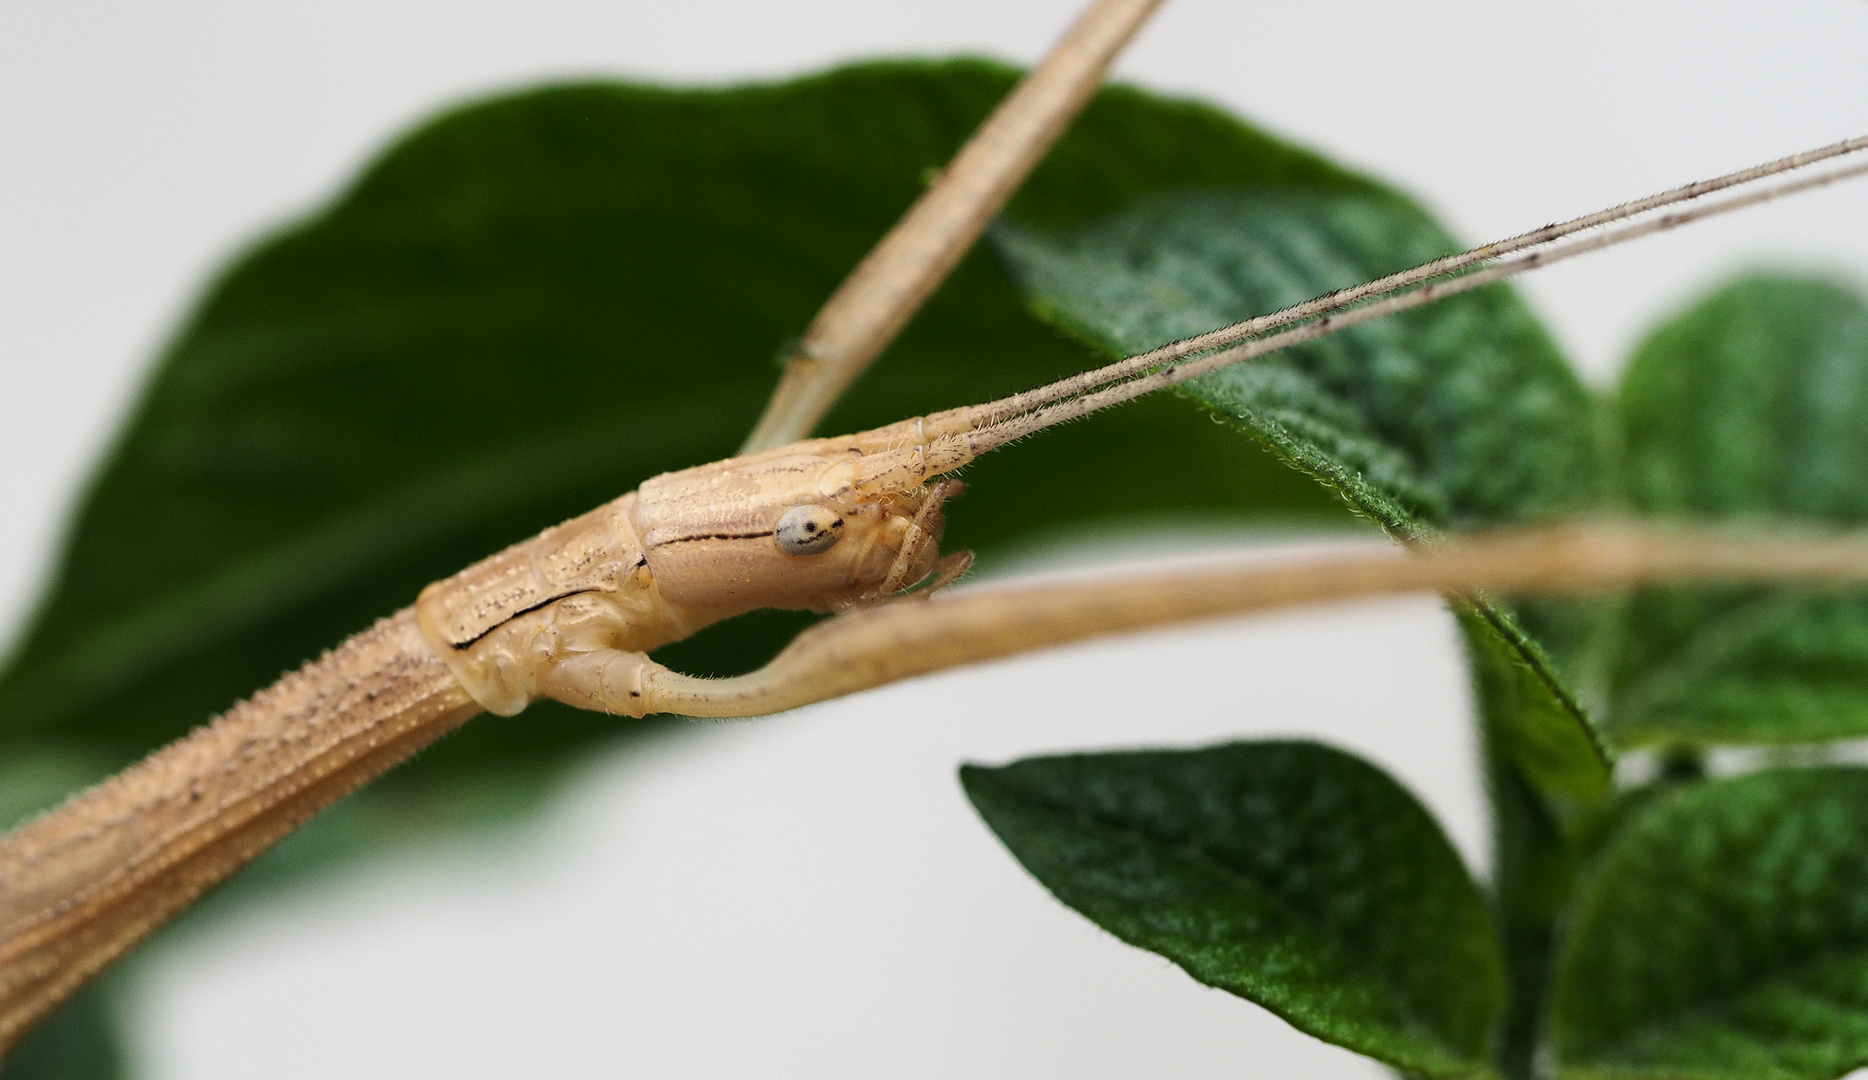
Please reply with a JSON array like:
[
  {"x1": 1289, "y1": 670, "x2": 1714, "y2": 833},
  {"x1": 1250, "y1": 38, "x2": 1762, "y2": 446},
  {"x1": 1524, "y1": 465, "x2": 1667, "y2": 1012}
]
[{"x1": 3, "y1": 0, "x2": 1868, "y2": 1076}]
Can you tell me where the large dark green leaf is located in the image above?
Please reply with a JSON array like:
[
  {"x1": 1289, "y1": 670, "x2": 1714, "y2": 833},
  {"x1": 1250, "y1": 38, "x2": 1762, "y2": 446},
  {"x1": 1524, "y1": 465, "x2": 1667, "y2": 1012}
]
[
  {"x1": 993, "y1": 190, "x2": 1612, "y2": 796},
  {"x1": 962, "y1": 740, "x2": 1504, "y2": 1079},
  {"x1": 1612, "y1": 275, "x2": 1868, "y2": 746},
  {"x1": 1553, "y1": 767, "x2": 1868, "y2": 1080},
  {"x1": 0, "y1": 61, "x2": 1369, "y2": 801}
]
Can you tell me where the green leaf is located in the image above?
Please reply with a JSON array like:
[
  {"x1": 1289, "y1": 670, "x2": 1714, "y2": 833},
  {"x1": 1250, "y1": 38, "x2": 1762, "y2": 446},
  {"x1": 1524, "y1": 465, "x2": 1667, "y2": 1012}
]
[
  {"x1": 1552, "y1": 766, "x2": 1868, "y2": 1080},
  {"x1": 0, "y1": 978, "x2": 126, "y2": 1080},
  {"x1": 0, "y1": 749, "x2": 115, "y2": 834},
  {"x1": 962, "y1": 740, "x2": 1504, "y2": 1079},
  {"x1": 1459, "y1": 606, "x2": 1605, "y2": 799},
  {"x1": 1612, "y1": 274, "x2": 1868, "y2": 746},
  {"x1": 0, "y1": 61, "x2": 1369, "y2": 790},
  {"x1": 993, "y1": 189, "x2": 1612, "y2": 795}
]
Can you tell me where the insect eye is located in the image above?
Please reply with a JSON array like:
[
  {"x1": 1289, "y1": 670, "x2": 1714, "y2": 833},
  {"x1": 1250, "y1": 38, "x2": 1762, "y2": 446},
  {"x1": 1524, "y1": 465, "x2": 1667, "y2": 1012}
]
[{"x1": 774, "y1": 505, "x2": 844, "y2": 556}]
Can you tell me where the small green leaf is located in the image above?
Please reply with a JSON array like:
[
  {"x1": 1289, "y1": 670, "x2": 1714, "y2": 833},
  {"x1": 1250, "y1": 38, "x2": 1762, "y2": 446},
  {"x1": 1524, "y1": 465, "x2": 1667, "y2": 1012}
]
[
  {"x1": 962, "y1": 740, "x2": 1504, "y2": 1079},
  {"x1": 1612, "y1": 274, "x2": 1868, "y2": 746},
  {"x1": 1459, "y1": 606, "x2": 1605, "y2": 799},
  {"x1": 994, "y1": 190, "x2": 1612, "y2": 794},
  {"x1": 1553, "y1": 767, "x2": 1868, "y2": 1080}
]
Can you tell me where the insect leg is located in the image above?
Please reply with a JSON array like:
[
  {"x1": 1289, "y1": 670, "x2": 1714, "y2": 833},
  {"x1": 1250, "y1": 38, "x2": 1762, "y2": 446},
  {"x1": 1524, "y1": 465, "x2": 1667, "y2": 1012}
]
[
  {"x1": 614, "y1": 523, "x2": 1868, "y2": 720},
  {"x1": 740, "y1": 0, "x2": 1165, "y2": 451},
  {"x1": 879, "y1": 479, "x2": 967, "y2": 596}
]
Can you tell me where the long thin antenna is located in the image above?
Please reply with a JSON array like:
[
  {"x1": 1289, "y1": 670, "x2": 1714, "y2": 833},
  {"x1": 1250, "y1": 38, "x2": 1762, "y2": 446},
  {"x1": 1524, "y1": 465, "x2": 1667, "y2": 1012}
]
[
  {"x1": 917, "y1": 140, "x2": 1868, "y2": 458},
  {"x1": 740, "y1": 0, "x2": 1169, "y2": 453}
]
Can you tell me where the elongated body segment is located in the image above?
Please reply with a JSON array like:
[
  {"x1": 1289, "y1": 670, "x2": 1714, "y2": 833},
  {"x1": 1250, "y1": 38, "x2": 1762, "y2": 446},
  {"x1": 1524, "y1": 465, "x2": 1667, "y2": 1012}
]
[{"x1": 0, "y1": 610, "x2": 477, "y2": 1052}]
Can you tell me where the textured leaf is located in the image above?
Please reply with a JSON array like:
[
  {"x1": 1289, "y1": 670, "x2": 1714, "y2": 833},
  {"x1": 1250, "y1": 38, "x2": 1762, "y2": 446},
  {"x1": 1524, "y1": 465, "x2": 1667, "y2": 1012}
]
[
  {"x1": 0, "y1": 61, "x2": 1366, "y2": 803},
  {"x1": 962, "y1": 740, "x2": 1504, "y2": 1079},
  {"x1": 994, "y1": 190, "x2": 1611, "y2": 795},
  {"x1": 1553, "y1": 767, "x2": 1868, "y2": 1080},
  {"x1": 1612, "y1": 275, "x2": 1868, "y2": 746},
  {"x1": 1459, "y1": 606, "x2": 1604, "y2": 798}
]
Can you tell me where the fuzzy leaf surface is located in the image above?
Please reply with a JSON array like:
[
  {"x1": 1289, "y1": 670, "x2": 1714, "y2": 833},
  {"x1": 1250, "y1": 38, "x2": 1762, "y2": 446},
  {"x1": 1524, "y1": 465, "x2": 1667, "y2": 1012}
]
[
  {"x1": 994, "y1": 191, "x2": 1611, "y2": 794},
  {"x1": 963, "y1": 740, "x2": 1504, "y2": 1079},
  {"x1": 1554, "y1": 767, "x2": 1868, "y2": 1079},
  {"x1": 1612, "y1": 275, "x2": 1868, "y2": 745}
]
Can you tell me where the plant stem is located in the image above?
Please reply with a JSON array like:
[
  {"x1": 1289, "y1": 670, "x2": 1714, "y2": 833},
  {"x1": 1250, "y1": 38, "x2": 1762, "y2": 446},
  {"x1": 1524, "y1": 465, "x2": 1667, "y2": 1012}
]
[{"x1": 1484, "y1": 740, "x2": 1574, "y2": 1080}]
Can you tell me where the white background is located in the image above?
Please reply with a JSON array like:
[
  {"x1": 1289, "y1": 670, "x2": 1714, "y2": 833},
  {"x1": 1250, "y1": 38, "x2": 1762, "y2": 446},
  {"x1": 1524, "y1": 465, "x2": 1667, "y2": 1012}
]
[{"x1": 4, "y1": 1, "x2": 1868, "y2": 1076}]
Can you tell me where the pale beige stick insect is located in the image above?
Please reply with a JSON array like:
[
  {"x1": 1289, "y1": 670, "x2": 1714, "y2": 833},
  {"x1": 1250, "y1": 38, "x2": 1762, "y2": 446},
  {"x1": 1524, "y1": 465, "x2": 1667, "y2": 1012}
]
[
  {"x1": 0, "y1": 0, "x2": 1168, "y2": 1049},
  {"x1": 4, "y1": 122, "x2": 1868, "y2": 1055},
  {"x1": 15, "y1": 2, "x2": 1859, "y2": 1051}
]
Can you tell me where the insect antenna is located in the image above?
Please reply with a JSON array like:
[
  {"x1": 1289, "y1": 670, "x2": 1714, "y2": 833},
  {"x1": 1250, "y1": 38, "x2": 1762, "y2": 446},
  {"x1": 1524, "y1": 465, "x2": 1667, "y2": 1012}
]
[{"x1": 905, "y1": 134, "x2": 1868, "y2": 460}]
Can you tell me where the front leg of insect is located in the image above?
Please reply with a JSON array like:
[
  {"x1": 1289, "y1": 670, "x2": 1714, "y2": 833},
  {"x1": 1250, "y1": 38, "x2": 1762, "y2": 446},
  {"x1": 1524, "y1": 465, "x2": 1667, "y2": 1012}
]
[{"x1": 415, "y1": 429, "x2": 974, "y2": 720}]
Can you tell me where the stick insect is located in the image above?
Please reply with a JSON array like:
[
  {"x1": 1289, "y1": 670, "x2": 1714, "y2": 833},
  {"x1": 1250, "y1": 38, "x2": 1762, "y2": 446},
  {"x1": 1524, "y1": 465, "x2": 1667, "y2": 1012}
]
[{"x1": 5, "y1": 0, "x2": 1868, "y2": 1066}]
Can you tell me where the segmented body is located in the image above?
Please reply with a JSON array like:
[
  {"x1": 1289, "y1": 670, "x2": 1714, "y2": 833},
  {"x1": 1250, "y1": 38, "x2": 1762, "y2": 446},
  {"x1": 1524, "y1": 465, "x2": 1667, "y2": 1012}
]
[{"x1": 414, "y1": 432, "x2": 956, "y2": 719}]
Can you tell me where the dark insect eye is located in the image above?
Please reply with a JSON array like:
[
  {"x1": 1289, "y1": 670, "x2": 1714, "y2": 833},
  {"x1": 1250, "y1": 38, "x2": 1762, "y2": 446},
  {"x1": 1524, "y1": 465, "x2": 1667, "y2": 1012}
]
[{"x1": 775, "y1": 505, "x2": 844, "y2": 555}]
